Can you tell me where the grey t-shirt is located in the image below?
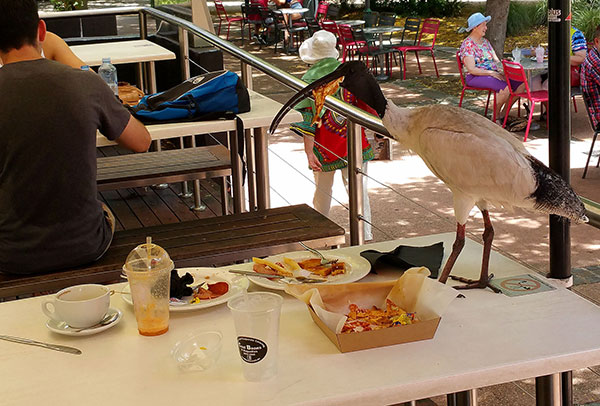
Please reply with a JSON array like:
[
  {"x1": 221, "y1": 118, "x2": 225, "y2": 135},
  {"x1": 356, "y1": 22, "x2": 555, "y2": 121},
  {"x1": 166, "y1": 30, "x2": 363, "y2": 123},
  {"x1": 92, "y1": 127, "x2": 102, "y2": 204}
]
[{"x1": 0, "y1": 58, "x2": 130, "y2": 274}]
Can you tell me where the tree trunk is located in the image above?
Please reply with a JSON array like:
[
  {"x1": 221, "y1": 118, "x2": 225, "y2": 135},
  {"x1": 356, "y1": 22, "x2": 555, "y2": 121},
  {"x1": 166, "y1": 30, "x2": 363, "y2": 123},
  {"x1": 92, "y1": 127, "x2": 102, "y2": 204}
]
[{"x1": 485, "y1": 0, "x2": 511, "y2": 57}]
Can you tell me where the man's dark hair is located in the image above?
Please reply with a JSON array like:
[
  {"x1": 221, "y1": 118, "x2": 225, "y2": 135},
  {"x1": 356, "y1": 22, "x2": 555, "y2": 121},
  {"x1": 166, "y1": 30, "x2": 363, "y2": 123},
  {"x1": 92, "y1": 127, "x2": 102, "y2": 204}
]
[{"x1": 0, "y1": 0, "x2": 40, "y2": 53}]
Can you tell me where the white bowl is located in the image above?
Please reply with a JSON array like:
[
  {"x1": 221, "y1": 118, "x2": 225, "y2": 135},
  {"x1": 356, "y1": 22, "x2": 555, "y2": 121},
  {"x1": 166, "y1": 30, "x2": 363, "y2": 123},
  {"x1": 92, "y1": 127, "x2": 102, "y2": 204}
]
[{"x1": 171, "y1": 330, "x2": 222, "y2": 371}]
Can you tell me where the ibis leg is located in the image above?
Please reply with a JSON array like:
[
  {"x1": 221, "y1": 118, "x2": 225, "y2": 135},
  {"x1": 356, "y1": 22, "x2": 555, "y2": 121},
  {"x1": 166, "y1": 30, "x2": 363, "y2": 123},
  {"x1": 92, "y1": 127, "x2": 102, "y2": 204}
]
[
  {"x1": 438, "y1": 223, "x2": 465, "y2": 284},
  {"x1": 451, "y1": 210, "x2": 501, "y2": 293}
]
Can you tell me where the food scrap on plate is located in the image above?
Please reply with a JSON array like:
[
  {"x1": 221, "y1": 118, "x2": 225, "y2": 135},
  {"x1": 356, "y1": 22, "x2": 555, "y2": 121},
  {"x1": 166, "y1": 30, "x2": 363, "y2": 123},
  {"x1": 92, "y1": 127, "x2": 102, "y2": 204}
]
[
  {"x1": 169, "y1": 269, "x2": 230, "y2": 304},
  {"x1": 252, "y1": 256, "x2": 346, "y2": 279}
]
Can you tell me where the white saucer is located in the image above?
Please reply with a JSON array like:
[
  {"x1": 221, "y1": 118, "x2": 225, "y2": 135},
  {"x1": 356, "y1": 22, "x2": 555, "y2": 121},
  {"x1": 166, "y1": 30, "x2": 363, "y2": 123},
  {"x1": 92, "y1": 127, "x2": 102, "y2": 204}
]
[{"x1": 46, "y1": 308, "x2": 123, "y2": 336}]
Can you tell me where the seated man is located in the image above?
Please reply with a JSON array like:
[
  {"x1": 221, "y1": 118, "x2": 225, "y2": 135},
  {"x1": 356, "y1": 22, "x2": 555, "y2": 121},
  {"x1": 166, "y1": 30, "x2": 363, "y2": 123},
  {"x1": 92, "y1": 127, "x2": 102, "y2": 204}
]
[
  {"x1": 581, "y1": 25, "x2": 600, "y2": 131},
  {"x1": 0, "y1": 0, "x2": 152, "y2": 274}
]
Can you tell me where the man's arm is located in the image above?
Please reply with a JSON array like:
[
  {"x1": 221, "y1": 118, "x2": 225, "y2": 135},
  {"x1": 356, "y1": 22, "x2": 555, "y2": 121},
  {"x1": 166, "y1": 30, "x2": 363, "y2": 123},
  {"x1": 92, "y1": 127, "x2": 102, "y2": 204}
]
[
  {"x1": 115, "y1": 116, "x2": 152, "y2": 153},
  {"x1": 571, "y1": 49, "x2": 587, "y2": 66},
  {"x1": 42, "y1": 31, "x2": 85, "y2": 69}
]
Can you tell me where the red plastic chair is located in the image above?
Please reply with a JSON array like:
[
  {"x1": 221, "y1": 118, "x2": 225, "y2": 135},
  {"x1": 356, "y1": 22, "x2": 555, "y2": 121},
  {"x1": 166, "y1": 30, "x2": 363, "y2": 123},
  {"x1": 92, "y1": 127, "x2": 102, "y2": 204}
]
[
  {"x1": 214, "y1": 0, "x2": 244, "y2": 41},
  {"x1": 394, "y1": 18, "x2": 440, "y2": 80},
  {"x1": 501, "y1": 60, "x2": 549, "y2": 142},
  {"x1": 316, "y1": 2, "x2": 329, "y2": 22},
  {"x1": 456, "y1": 51, "x2": 496, "y2": 122},
  {"x1": 337, "y1": 24, "x2": 362, "y2": 62}
]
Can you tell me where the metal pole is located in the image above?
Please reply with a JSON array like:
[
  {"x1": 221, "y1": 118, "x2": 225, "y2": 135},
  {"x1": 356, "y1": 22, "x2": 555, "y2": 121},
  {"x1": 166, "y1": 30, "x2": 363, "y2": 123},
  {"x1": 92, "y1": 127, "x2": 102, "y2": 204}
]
[
  {"x1": 347, "y1": 121, "x2": 364, "y2": 246},
  {"x1": 547, "y1": 0, "x2": 572, "y2": 282},
  {"x1": 229, "y1": 130, "x2": 245, "y2": 213},
  {"x1": 254, "y1": 127, "x2": 271, "y2": 210},
  {"x1": 240, "y1": 62, "x2": 257, "y2": 210},
  {"x1": 536, "y1": 374, "x2": 562, "y2": 405},
  {"x1": 245, "y1": 128, "x2": 257, "y2": 211},
  {"x1": 178, "y1": 27, "x2": 194, "y2": 199},
  {"x1": 562, "y1": 371, "x2": 573, "y2": 406},
  {"x1": 241, "y1": 61, "x2": 253, "y2": 91},
  {"x1": 138, "y1": 11, "x2": 147, "y2": 39}
]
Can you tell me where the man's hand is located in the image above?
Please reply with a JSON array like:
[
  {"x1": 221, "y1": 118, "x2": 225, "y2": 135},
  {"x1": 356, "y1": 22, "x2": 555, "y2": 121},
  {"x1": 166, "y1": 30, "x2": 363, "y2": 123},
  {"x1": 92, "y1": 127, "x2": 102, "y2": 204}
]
[
  {"x1": 303, "y1": 135, "x2": 322, "y2": 171},
  {"x1": 306, "y1": 150, "x2": 323, "y2": 172}
]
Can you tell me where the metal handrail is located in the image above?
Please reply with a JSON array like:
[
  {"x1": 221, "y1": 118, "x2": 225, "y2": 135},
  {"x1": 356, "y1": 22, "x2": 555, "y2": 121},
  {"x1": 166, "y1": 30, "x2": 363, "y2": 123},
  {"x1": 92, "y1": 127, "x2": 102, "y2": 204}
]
[
  {"x1": 40, "y1": 6, "x2": 599, "y2": 236},
  {"x1": 139, "y1": 7, "x2": 389, "y2": 136}
]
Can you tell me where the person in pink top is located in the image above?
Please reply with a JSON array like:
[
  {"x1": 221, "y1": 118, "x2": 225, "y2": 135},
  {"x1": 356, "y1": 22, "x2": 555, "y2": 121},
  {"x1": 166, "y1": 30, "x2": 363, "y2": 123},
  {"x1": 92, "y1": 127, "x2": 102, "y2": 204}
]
[{"x1": 459, "y1": 13, "x2": 525, "y2": 124}]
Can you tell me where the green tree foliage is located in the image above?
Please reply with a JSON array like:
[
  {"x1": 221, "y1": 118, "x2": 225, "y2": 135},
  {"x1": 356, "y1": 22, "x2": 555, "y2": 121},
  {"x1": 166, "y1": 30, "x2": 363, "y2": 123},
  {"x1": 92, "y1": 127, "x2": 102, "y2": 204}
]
[
  {"x1": 372, "y1": 0, "x2": 464, "y2": 18},
  {"x1": 572, "y1": 0, "x2": 600, "y2": 41}
]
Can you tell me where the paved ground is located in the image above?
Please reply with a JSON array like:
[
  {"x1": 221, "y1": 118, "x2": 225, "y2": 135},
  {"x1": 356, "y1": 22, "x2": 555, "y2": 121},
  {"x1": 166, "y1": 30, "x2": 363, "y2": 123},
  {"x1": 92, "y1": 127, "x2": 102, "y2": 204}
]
[
  {"x1": 40, "y1": 4, "x2": 600, "y2": 403},
  {"x1": 215, "y1": 25, "x2": 600, "y2": 406}
]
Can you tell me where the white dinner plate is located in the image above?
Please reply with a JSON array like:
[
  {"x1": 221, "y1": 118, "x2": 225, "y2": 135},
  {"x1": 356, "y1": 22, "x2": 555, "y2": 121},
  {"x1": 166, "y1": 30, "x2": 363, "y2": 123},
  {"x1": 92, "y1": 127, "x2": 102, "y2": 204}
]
[
  {"x1": 46, "y1": 308, "x2": 123, "y2": 336},
  {"x1": 228, "y1": 250, "x2": 372, "y2": 291},
  {"x1": 121, "y1": 268, "x2": 249, "y2": 312}
]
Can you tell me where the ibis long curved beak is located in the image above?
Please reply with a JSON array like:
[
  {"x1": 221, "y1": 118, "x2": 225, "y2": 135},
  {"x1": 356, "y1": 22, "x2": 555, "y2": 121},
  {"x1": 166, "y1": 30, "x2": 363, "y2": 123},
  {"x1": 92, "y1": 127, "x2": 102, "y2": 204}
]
[{"x1": 268, "y1": 65, "x2": 349, "y2": 134}]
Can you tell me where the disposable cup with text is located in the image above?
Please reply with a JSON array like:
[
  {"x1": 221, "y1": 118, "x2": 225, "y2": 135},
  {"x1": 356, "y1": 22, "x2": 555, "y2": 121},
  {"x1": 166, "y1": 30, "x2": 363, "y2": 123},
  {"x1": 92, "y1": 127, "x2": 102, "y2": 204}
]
[{"x1": 228, "y1": 292, "x2": 283, "y2": 381}]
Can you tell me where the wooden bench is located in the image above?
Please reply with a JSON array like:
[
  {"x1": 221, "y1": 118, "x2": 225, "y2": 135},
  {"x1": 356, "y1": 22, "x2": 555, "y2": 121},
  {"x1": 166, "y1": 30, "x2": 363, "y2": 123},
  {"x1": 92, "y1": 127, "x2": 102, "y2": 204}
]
[
  {"x1": 97, "y1": 145, "x2": 234, "y2": 213},
  {"x1": 0, "y1": 204, "x2": 346, "y2": 299}
]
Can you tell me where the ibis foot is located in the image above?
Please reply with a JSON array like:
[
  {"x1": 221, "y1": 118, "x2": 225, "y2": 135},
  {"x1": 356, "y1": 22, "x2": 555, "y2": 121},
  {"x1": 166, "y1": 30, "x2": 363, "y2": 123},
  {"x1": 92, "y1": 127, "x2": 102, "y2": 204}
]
[{"x1": 450, "y1": 273, "x2": 501, "y2": 293}]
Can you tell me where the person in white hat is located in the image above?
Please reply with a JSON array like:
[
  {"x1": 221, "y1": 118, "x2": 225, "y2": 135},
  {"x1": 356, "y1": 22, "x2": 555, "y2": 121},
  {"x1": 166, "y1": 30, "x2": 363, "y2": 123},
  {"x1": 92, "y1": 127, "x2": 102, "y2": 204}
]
[
  {"x1": 459, "y1": 12, "x2": 526, "y2": 125},
  {"x1": 290, "y1": 30, "x2": 375, "y2": 240}
]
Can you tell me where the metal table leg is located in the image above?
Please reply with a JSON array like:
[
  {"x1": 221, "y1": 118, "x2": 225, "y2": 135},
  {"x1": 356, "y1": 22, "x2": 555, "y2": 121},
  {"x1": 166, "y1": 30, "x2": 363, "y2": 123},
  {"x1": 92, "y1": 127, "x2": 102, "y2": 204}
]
[
  {"x1": 229, "y1": 130, "x2": 245, "y2": 213},
  {"x1": 536, "y1": 374, "x2": 562, "y2": 406},
  {"x1": 189, "y1": 135, "x2": 206, "y2": 212},
  {"x1": 254, "y1": 127, "x2": 270, "y2": 210},
  {"x1": 245, "y1": 128, "x2": 257, "y2": 211}
]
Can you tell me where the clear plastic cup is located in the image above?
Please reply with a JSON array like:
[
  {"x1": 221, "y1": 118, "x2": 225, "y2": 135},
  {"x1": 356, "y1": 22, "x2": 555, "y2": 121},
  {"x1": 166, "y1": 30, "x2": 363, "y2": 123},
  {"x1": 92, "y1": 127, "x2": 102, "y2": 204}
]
[
  {"x1": 123, "y1": 238, "x2": 173, "y2": 336},
  {"x1": 535, "y1": 46, "x2": 545, "y2": 64},
  {"x1": 227, "y1": 292, "x2": 283, "y2": 381}
]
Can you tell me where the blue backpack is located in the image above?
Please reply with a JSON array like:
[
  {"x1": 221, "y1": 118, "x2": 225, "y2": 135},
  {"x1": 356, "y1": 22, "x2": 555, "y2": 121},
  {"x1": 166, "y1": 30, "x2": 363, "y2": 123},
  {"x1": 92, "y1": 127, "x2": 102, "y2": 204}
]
[{"x1": 130, "y1": 70, "x2": 250, "y2": 123}]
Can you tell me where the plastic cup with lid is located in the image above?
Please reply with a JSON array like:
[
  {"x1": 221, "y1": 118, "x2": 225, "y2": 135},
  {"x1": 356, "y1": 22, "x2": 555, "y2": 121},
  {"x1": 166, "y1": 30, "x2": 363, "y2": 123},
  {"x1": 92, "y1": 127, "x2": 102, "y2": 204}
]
[{"x1": 123, "y1": 237, "x2": 174, "y2": 336}]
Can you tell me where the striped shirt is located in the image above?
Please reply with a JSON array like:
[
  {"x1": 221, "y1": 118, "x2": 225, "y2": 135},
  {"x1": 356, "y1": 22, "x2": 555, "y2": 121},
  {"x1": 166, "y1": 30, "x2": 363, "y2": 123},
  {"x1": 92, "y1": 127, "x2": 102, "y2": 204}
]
[
  {"x1": 571, "y1": 28, "x2": 587, "y2": 54},
  {"x1": 581, "y1": 46, "x2": 600, "y2": 130}
]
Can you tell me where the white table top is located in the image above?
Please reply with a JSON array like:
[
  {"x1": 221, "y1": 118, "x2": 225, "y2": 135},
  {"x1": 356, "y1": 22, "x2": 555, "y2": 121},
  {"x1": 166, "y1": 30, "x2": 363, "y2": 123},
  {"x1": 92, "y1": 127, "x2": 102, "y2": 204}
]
[
  {"x1": 519, "y1": 57, "x2": 548, "y2": 71},
  {"x1": 70, "y1": 39, "x2": 176, "y2": 67},
  {"x1": 3, "y1": 233, "x2": 600, "y2": 405},
  {"x1": 96, "y1": 90, "x2": 302, "y2": 146},
  {"x1": 335, "y1": 20, "x2": 365, "y2": 26},
  {"x1": 363, "y1": 26, "x2": 405, "y2": 34},
  {"x1": 275, "y1": 7, "x2": 309, "y2": 14}
]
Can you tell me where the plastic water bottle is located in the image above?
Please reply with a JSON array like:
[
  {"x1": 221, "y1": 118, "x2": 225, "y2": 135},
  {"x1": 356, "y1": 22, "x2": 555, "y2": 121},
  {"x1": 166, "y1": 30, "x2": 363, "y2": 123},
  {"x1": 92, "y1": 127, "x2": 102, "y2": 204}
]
[{"x1": 98, "y1": 57, "x2": 118, "y2": 96}]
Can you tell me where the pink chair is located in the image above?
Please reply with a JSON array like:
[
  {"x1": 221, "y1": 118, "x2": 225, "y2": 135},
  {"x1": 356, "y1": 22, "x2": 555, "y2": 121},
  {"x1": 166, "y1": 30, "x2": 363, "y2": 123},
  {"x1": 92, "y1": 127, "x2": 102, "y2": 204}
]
[
  {"x1": 394, "y1": 18, "x2": 440, "y2": 80},
  {"x1": 456, "y1": 51, "x2": 496, "y2": 122},
  {"x1": 337, "y1": 24, "x2": 362, "y2": 62},
  {"x1": 316, "y1": 2, "x2": 329, "y2": 22},
  {"x1": 501, "y1": 60, "x2": 548, "y2": 142},
  {"x1": 214, "y1": 0, "x2": 244, "y2": 41}
]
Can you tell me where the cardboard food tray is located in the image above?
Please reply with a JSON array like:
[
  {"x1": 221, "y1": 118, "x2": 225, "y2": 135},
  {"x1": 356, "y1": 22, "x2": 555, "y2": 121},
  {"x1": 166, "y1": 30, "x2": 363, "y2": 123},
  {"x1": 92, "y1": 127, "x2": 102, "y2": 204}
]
[
  {"x1": 307, "y1": 305, "x2": 441, "y2": 352},
  {"x1": 286, "y1": 267, "x2": 457, "y2": 353}
]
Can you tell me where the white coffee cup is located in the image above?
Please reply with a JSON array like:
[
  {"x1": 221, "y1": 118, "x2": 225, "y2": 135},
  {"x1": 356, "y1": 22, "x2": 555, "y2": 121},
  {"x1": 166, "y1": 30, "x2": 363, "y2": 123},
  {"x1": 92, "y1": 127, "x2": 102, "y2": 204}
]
[{"x1": 42, "y1": 284, "x2": 111, "y2": 328}]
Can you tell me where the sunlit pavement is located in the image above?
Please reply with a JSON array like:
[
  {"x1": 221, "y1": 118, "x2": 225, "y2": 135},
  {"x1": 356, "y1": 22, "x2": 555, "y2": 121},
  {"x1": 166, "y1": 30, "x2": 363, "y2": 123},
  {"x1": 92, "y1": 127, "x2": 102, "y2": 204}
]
[{"x1": 42, "y1": 5, "x2": 600, "y2": 401}]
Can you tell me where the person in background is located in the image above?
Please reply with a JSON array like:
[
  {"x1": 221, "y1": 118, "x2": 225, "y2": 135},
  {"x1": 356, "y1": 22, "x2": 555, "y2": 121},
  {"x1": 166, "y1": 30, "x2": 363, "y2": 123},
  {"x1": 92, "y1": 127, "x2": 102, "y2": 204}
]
[
  {"x1": 0, "y1": 30, "x2": 84, "y2": 68},
  {"x1": 274, "y1": 0, "x2": 304, "y2": 41},
  {"x1": 0, "y1": 0, "x2": 151, "y2": 275},
  {"x1": 531, "y1": 27, "x2": 587, "y2": 92},
  {"x1": 459, "y1": 12, "x2": 526, "y2": 124},
  {"x1": 581, "y1": 25, "x2": 600, "y2": 131},
  {"x1": 290, "y1": 31, "x2": 375, "y2": 241}
]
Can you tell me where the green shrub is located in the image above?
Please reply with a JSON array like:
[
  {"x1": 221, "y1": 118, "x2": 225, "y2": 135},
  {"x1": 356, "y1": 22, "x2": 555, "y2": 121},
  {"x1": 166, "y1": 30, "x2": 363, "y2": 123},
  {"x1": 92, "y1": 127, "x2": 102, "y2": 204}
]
[
  {"x1": 572, "y1": 0, "x2": 600, "y2": 41},
  {"x1": 372, "y1": 0, "x2": 464, "y2": 18},
  {"x1": 50, "y1": 0, "x2": 87, "y2": 10},
  {"x1": 506, "y1": 1, "x2": 544, "y2": 36}
]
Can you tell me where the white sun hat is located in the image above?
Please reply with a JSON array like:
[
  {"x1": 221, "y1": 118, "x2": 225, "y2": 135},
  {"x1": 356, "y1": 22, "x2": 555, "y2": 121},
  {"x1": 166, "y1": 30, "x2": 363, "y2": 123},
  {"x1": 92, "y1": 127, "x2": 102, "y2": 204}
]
[{"x1": 299, "y1": 30, "x2": 339, "y2": 64}]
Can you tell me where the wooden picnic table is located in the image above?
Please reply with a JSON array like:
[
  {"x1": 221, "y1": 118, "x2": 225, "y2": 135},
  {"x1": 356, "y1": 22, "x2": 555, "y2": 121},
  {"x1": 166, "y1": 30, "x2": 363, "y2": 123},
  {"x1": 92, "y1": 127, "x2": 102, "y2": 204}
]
[{"x1": 0, "y1": 204, "x2": 345, "y2": 299}]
